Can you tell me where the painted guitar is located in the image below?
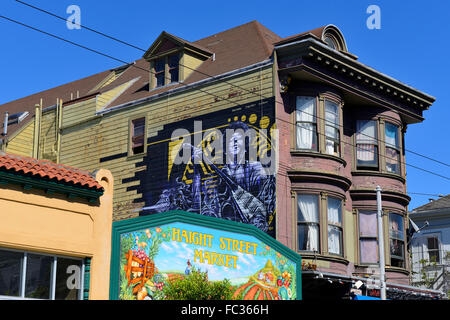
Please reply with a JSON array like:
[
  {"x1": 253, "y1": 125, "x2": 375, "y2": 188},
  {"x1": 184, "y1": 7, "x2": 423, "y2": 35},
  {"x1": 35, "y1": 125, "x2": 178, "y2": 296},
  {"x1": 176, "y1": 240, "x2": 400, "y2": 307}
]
[{"x1": 184, "y1": 143, "x2": 268, "y2": 227}]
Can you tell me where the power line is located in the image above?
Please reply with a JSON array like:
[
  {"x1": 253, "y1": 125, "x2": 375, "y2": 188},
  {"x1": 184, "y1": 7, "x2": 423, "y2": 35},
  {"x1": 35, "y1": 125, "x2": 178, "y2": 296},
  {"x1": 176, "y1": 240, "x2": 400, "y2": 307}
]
[
  {"x1": 15, "y1": 0, "x2": 450, "y2": 170},
  {"x1": 1, "y1": 13, "x2": 450, "y2": 182}
]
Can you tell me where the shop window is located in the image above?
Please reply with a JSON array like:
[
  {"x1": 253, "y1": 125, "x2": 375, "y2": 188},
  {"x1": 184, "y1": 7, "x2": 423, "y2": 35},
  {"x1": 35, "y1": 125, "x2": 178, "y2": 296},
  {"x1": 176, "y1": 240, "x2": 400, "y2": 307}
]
[
  {"x1": 0, "y1": 249, "x2": 83, "y2": 300},
  {"x1": 356, "y1": 120, "x2": 379, "y2": 170},
  {"x1": 385, "y1": 123, "x2": 401, "y2": 174},
  {"x1": 389, "y1": 213, "x2": 405, "y2": 268},
  {"x1": 0, "y1": 250, "x2": 22, "y2": 297},
  {"x1": 295, "y1": 97, "x2": 317, "y2": 151},
  {"x1": 297, "y1": 194, "x2": 320, "y2": 252},
  {"x1": 327, "y1": 197, "x2": 343, "y2": 256},
  {"x1": 324, "y1": 100, "x2": 340, "y2": 156},
  {"x1": 130, "y1": 117, "x2": 146, "y2": 155},
  {"x1": 358, "y1": 210, "x2": 378, "y2": 264}
]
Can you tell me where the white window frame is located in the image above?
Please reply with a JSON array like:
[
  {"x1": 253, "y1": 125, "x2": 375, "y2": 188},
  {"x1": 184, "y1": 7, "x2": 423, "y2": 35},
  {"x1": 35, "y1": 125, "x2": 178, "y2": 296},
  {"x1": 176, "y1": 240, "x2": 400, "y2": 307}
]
[{"x1": 0, "y1": 248, "x2": 84, "y2": 300}]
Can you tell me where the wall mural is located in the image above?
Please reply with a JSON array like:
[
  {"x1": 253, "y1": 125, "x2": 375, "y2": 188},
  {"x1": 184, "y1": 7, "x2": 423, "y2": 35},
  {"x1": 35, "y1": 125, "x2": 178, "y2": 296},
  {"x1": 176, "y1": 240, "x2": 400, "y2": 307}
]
[
  {"x1": 127, "y1": 97, "x2": 277, "y2": 237},
  {"x1": 118, "y1": 220, "x2": 297, "y2": 300}
]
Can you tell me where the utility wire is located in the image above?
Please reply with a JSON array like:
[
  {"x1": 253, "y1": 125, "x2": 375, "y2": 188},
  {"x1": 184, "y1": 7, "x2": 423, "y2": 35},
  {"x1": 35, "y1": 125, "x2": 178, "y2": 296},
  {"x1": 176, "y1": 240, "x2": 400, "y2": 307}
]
[
  {"x1": 1, "y1": 13, "x2": 450, "y2": 182},
  {"x1": 14, "y1": 0, "x2": 450, "y2": 170}
]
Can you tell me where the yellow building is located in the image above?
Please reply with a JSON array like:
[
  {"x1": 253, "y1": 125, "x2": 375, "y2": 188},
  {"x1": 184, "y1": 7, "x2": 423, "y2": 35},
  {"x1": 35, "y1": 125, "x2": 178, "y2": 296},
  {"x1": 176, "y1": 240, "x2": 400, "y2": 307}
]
[{"x1": 0, "y1": 151, "x2": 113, "y2": 300}]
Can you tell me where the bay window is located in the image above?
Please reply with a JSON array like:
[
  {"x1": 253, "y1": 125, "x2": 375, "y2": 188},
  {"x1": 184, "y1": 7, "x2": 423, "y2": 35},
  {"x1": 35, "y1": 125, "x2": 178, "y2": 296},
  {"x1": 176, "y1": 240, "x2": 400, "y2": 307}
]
[
  {"x1": 385, "y1": 123, "x2": 401, "y2": 174},
  {"x1": 358, "y1": 210, "x2": 378, "y2": 264},
  {"x1": 324, "y1": 100, "x2": 340, "y2": 156},
  {"x1": 296, "y1": 96, "x2": 317, "y2": 151},
  {"x1": 327, "y1": 197, "x2": 343, "y2": 256},
  {"x1": 389, "y1": 213, "x2": 405, "y2": 268},
  {"x1": 297, "y1": 194, "x2": 320, "y2": 252},
  {"x1": 356, "y1": 120, "x2": 378, "y2": 169}
]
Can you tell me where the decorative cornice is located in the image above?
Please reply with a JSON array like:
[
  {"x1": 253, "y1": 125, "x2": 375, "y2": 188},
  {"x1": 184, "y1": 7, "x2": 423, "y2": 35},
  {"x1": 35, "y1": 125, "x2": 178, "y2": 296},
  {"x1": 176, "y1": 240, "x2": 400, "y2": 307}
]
[
  {"x1": 0, "y1": 170, "x2": 103, "y2": 202},
  {"x1": 287, "y1": 169, "x2": 352, "y2": 192}
]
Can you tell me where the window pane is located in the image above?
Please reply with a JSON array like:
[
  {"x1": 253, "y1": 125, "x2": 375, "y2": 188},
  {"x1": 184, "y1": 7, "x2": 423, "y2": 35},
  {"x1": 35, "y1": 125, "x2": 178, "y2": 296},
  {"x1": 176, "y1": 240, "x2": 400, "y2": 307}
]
[
  {"x1": 169, "y1": 68, "x2": 179, "y2": 83},
  {"x1": 385, "y1": 147, "x2": 400, "y2": 174},
  {"x1": 55, "y1": 258, "x2": 82, "y2": 300},
  {"x1": 296, "y1": 123, "x2": 317, "y2": 150},
  {"x1": 385, "y1": 123, "x2": 399, "y2": 148},
  {"x1": 298, "y1": 194, "x2": 319, "y2": 223},
  {"x1": 296, "y1": 97, "x2": 316, "y2": 122},
  {"x1": 0, "y1": 250, "x2": 22, "y2": 297},
  {"x1": 156, "y1": 73, "x2": 165, "y2": 87},
  {"x1": 168, "y1": 54, "x2": 179, "y2": 68},
  {"x1": 25, "y1": 254, "x2": 52, "y2": 299},
  {"x1": 390, "y1": 239, "x2": 404, "y2": 267},
  {"x1": 356, "y1": 120, "x2": 377, "y2": 144},
  {"x1": 328, "y1": 225, "x2": 342, "y2": 255},
  {"x1": 154, "y1": 58, "x2": 165, "y2": 72},
  {"x1": 359, "y1": 211, "x2": 377, "y2": 237},
  {"x1": 298, "y1": 224, "x2": 319, "y2": 252},
  {"x1": 325, "y1": 101, "x2": 339, "y2": 128},
  {"x1": 427, "y1": 237, "x2": 440, "y2": 263},
  {"x1": 389, "y1": 213, "x2": 404, "y2": 240},
  {"x1": 360, "y1": 239, "x2": 378, "y2": 264},
  {"x1": 327, "y1": 197, "x2": 341, "y2": 225}
]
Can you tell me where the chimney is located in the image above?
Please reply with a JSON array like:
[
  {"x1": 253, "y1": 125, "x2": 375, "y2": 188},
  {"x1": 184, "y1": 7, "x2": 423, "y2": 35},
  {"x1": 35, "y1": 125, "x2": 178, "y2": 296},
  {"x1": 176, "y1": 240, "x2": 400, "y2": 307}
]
[{"x1": 2, "y1": 112, "x2": 9, "y2": 136}]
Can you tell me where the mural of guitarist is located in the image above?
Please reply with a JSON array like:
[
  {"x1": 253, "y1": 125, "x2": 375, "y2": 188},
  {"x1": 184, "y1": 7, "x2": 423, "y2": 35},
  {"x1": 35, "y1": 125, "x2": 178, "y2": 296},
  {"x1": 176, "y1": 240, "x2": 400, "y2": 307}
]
[{"x1": 137, "y1": 99, "x2": 276, "y2": 237}]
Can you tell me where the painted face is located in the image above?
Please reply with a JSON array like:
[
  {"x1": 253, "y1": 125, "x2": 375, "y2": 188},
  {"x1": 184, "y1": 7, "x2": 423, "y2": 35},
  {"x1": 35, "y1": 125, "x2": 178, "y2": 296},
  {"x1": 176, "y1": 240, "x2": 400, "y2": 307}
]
[{"x1": 227, "y1": 131, "x2": 245, "y2": 160}]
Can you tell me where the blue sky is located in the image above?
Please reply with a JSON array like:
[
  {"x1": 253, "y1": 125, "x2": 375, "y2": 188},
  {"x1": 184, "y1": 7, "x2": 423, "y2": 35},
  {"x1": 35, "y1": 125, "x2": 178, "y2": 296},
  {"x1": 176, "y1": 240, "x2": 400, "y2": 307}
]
[{"x1": 0, "y1": 0, "x2": 449, "y2": 209}]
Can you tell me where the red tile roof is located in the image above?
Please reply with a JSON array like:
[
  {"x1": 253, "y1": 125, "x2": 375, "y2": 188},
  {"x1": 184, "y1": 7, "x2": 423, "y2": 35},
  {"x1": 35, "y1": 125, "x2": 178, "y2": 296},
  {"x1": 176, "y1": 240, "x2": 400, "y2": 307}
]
[{"x1": 0, "y1": 151, "x2": 103, "y2": 191}]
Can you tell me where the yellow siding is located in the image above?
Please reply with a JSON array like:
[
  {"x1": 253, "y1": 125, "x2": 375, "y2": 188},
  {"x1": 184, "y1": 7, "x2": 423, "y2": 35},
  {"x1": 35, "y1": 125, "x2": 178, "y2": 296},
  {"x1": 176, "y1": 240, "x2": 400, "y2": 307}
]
[
  {"x1": 182, "y1": 51, "x2": 206, "y2": 81},
  {"x1": 96, "y1": 80, "x2": 136, "y2": 111},
  {"x1": 6, "y1": 120, "x2": 35, "y2": 157},
  {"x1": 13, "y1": 66, "x2": 274, "y2": 221}
]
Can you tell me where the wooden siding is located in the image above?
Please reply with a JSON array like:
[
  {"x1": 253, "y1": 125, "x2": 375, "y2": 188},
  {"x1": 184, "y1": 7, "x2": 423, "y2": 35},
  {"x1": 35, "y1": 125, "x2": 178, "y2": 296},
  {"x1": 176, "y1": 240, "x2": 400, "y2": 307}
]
[
  {"x1": 12, "y1": 66, "x2": 274, "y2": 222},
  {"x1": 5, "y1": 120, "x2": 35, "y2": 157}
]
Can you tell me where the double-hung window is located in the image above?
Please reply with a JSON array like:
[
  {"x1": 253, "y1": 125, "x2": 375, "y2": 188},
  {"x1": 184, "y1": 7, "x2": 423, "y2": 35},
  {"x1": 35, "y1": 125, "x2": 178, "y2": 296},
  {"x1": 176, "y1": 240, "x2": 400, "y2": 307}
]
[
  {"x1": 385, "y1": 123, "x2": 401, "y2": 174},
  {"x1": 358, "y1": 210, "x2": 378, "y2": 264},
  {"x1": 324, "y1": 101, "x2": 340, "y2": 156},
  {"x1": 168, "y1": 54, "x2": 179, "y2": 83},
  {"x1": 389, "y1": 213, "x2": 405, "y2": 268},
  {"x1": 154, "y1": 58, "x2": 165, "y2": 88},
  {"x1": 327, "y1": 197, "x2": 343, "y2": 256},
  {"x1": 356, "y1": 120, "x2": 378, "y2": 169},
  {"x1": 152, "y1": 53, "x2": 180, "y2": 89},
  {"x1": 296, "y1": 97, "x2": 317, "y2": 151},
  {"x1": 426, "y1": 236, "x2": 440, "y2": 264},
  {"x1": 130, "y1": 117, "x2": 146, "y2": 155},
  {"x1": 297, "y1": 194, "x2": 320, "y2": 252}
]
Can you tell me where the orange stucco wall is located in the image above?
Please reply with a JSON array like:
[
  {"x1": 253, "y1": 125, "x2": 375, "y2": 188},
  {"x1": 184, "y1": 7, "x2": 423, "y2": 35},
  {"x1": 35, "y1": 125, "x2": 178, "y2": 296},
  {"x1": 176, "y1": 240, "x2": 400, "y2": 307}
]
[{"x1": 0, "y1": 169, "x2": 113, "y2": 300}]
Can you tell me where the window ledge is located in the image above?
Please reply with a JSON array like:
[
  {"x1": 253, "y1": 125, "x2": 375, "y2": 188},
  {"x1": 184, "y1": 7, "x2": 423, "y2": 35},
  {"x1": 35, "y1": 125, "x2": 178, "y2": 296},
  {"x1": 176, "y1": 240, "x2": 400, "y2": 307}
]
[
  {"x1": 290, "y1": 149, "x2": 346, "y2": 166},
  {"x1": 351, "y1": 170, "x2": 405, "y2": 183},
  {"x1": 298, "y1": 252, "x2": 349, "y2": 265},
  {"x1": 385, "y1": 266, "x2": 410, "y2": 275}
]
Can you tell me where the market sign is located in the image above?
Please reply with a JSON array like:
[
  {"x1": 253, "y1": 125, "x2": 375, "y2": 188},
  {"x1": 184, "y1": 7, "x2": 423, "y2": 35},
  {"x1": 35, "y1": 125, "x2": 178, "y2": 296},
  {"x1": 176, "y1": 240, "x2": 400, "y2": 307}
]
[{"x1": 109, "y1": 210, "x2": 301, "y2": 300}]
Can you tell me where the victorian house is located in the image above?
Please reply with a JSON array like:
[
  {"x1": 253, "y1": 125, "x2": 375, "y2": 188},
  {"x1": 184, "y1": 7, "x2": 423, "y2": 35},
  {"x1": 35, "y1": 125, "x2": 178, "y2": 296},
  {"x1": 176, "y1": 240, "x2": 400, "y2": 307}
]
[{"x1": 0, "y1": 21, "x2": 441, "y2": 299}]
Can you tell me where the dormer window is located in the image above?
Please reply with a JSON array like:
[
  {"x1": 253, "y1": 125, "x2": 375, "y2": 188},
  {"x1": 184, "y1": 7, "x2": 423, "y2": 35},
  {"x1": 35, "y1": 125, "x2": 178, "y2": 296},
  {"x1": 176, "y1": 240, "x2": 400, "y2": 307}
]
[
  {"x1": 152, "y1": 53, "x2": 180, "y2": 89},
  {"x1": 324, "y1": 35, "x2": 338, "y2": 50},
  {"x1": 143, "y1": 31, "x2": 213, "y2": 91}
]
